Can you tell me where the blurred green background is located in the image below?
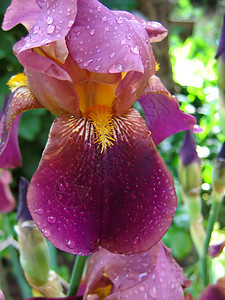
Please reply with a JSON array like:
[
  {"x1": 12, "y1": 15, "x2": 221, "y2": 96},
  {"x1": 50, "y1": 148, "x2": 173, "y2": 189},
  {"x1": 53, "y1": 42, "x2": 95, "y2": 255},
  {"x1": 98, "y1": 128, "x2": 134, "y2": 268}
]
[{"x1": 0, "y1": 0, "x2": 224, "y2": 299}]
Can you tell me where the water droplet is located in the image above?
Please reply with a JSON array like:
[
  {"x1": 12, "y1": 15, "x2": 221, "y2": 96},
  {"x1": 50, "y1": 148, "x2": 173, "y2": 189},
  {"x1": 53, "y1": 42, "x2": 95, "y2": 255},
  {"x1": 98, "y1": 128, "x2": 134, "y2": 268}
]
[
  {"x1": 133, "y1": 236, "x2": 139, "y2": 245},
  {"x1": 35, "y1": 208, "x2": 43, "y2": 215},
  {"x1": 110, "y1": 52, "x2": 116, "y2": 58},
  {"x1": 139, "y1": 272, "x2": 148, "y2": 282},
  {"x1": 83, "y1": 59, "x2": 93, "y2": 67},
  {"x1": 47, "y1": 216, "x2": 56, "y2": 224},
  {"x1": 105, "y1": 26, "x2": 110, "y2": 32},
  {"x1": 108, "y1": 64, "x2": 123, "y2": 73},
  {"x1": 90, "y1": 29, "x2": 95, "y2": 35},
  {"x1": 94, "y1": 65, "x2": 101, "y2": 71},
  {"x1": 131, "y1": 46, "x2": 140, "y2": 55},
  {"x1": 41, "y1": 229, "x2": 51, "y2": 238},
  {"x1": 116, "y1": 17, "x2": 123, "y2": 24},
  {"x1": 33, "y1": 26, "x2": 39, "y2": 34},
  {"x1": 47, "y1": 24, "x2": 55, "y2": 34},
  {"x1": 58, "y1": 182, "x2": 66, "y2": 192},
  {"x1": 102, "y1": 16, "x2": 107, "y2": 22},
  {"x1": 68, "y1": 20, "x2": 73, "y2": 28},
  {"x1": 66, "y1": 239, "x2": 75, "y2": 249},
  {"x1": 46, "y1": 16, "x2": 54, "y2": 24},
  {"x1": 121, "y1": 39, "x2": 126, "y2": 45},
  {"x1": 149, "y1": 286, "x2": 157, "y2": 298}
]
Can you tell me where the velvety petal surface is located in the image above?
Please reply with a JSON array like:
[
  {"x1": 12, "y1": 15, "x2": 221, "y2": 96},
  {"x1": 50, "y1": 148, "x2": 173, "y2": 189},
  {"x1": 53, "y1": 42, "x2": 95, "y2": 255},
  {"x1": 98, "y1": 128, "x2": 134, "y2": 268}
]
[
  {"x1": 85, "y1": 242, "x2": 190, "y2": 300},
  {"x1": 28, "y1": 108, "x2": 176, "y2": 255},
  {"x1": 2, "y1": 0, "x2": 41, "y2": 30},
  {"x1": 0, "y1": 170, "x2": 15, "y2": 213},
  {"x1": 138, "y1": 76, "x2": 199, "y2": 145}
]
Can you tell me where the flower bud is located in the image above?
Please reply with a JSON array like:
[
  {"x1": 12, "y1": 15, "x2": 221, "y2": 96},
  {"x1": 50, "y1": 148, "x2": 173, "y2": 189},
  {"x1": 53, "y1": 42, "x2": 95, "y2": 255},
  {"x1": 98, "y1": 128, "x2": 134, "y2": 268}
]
[
  {"x1": 212, "y1": 143, "x2": 225, "y2": 195},
  {"x1": 178, "y1": 131, "x2": 201, "y2": 197},
  {"x1": 16, "y1": 178, "x2": 50, "y2": 287},
  {"x1": 209, "y1": 241, "x2": 225, "y2": 258}
]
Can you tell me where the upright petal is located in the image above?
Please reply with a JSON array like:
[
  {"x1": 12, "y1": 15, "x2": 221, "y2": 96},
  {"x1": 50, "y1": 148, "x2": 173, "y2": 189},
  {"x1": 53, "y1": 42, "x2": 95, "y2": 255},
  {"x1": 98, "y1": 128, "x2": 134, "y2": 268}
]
[
  {"x1": 85, "y1": 242, "x2": 191, "y2": 300},
  {"x1": 28, "y1": 108, "x2": 176, "y2": 255},
  {"x1": 138, "y1": 76, "x2": 199, "y2": 145},
  {"x1": 0, "y1": 170, "x2": 15, "y2": 213}
]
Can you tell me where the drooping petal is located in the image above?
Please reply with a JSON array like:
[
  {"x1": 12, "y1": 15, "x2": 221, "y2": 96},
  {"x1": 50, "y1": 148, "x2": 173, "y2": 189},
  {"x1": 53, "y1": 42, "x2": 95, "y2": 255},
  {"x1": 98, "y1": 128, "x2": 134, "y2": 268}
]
[
  {"x1": 138, "y1": 76, "x2": 199, "y2": 145},
  {"x1": 0, "y1": 85, "x2": 43, "y2": 159},
  {"x1": 28, "y1": 108, "x2": 176, "y2": 255},
  {"x1": 85, "y1": 242, "x2": 191, "y2": 300},
  {"x1": 180, "y1": 131, "x2": 200, "y2": 166},
  {"x1": 2, "y1": 0, "x2": 41, "y2": 30},
  {"x1": 0, "y1": 169, "x2": 15, "y2": 213},
  {"x1": 114, "y1": 11, "x2": 168, "y2": 43}
]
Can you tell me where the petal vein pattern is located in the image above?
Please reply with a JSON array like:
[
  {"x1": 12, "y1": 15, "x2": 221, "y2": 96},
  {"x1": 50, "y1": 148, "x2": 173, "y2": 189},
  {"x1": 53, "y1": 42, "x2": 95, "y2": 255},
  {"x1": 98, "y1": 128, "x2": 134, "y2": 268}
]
[{"x1": 28, "y1": 108, "x2": 176, "y2": 255}]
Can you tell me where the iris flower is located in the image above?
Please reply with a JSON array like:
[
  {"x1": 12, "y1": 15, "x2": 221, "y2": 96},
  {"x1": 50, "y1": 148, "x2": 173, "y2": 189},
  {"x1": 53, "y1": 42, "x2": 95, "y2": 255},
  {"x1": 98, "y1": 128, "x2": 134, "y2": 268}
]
[{"x1": 2, "y1": 0, "x2": 198, "y2": 255}]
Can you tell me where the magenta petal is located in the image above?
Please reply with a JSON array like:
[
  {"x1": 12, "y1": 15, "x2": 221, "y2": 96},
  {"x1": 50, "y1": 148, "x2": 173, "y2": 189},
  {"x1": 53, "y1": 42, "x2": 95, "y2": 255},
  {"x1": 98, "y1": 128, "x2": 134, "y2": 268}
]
[
  {"x1": 28, "y1": 108, "x2": 176, "y2": 255},
  {"x1": 0, "y1": 170, "x2": 15, "y2": 213},
  {"x1": 2, "y1": 0, "x2": 41, "y2": 30},
  {"x1": 67, "y1": 0, "x2": 150, "y2": 74},
  {"x1": 0, "y1": 114, "x2": 21, "y2": 169},
  {"x1": 138, "y1": 76, "x2": 198, "y2": 145},
  {"x1": 85, "y1": 242, "x2": 190, "y2": 300},
  {"x1": 0, "y1": 94, "x2": 22, "y2": 169},
  {"x1": 197, "y1": 284, "x2": 225, "y2": 300}
]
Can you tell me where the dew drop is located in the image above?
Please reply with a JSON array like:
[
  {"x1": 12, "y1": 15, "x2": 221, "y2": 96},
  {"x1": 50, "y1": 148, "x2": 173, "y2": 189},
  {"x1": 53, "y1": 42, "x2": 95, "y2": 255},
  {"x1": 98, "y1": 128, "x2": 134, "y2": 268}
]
[
  {"x1": 35, "y1": 208, "x2": 43, "y2": 215},
  {"x1": 47, "y1": 216, "x2": 56, "y2": 224},
  {"x1": 90, "y1": 29, "x2": 95, "y2": 35},
  {"x1": 110, "y1": 52, "x2": 116, "y2": 58},
  {"x1": 68, "y1": 20, "x2": 74, "y2": 28},
  {"x1": 83, "y1": 60, "x2": 93, "y2": 67},
  {"x1": 58, "y1": 182, "x2": 66, "y2": 192},
  {"x1": 102, "y1": 16, "x2": 107, "y2": 22},
  {"x1": 41, "y1": 229, "x2": 51, "y2": 238},
  {"x1": 105, "y1": 26, "x2": 110, "y2": 32},
  {"x1": 116, "y1": 17, "x2": 123, "y2": 24},
  {"x1": 66, "y1": 239, "x2": 75, "y2": 249},
  {"x1": 131, "y1": 46, "x2": 140, "y2": 55},
  {"x1": 47, "y1": 24, "x2": 55, "y2": 34},
  {"x1": 46, "y1": 16, "x2": 54, "y2": 24},
  {"x1": 133, "y1": 236, "x2": 139, "y2": 245},
  {"x1": 94, "y1": 65, "x2": 101, "y2": 71},
  {"x1": 108, "y1": 64, "x2": 123, "y2": 73}
]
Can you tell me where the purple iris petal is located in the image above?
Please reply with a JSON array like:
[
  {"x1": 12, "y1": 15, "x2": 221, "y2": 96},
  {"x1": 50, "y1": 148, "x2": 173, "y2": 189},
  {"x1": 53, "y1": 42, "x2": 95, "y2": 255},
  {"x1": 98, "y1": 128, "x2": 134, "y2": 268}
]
[
  {"x1": 197, "y1": 284, "x2": 225, "y2": 300},
  {"x1": 216, "y1": 14, "x2": 225, "y2": 60},
  {"x1": 0, "y1": 170, "x2": 15, "y2": 213},
  {"x1": 0, "y1": 95, "x2": 21, "y2": 169},
  {"x1": 180, "y1": 131, "x2": 200, "y2": 166},
  {"x1": 28, "y1": 108, "x2": 176, "y2": 255},
  {"x1": 138, "y1": 76, "x2": 198, "y2": 145},
  {"x1": 85, "y1": 242, "x2": 191, "y2": 299},
  {"x1": 0, "y1": 86, "x2": 42, "y2": 166}
]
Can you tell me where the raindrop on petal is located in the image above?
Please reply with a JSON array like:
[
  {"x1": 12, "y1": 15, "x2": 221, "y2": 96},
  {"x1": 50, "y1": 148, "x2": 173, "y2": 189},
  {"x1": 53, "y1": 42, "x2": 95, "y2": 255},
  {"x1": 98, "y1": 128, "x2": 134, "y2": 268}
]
[
  {"x1": 108, "y1": 64, "x2": 123, "y2": 73},
  {"x1": 35, "y1": 208, "x2": 43, "y2": 215},
  {"x1": 47, "y1": 216, "x2": 56, "y2": 224},
  {"x1": 47, "y1": 25, "x2": 55, "y2": 34},
  {"x1": 66, "y1": 239, "x2": 75, "y2": 249},
  {"x1": 41, "y1": 229, "x2": 51, "y2": 238}
]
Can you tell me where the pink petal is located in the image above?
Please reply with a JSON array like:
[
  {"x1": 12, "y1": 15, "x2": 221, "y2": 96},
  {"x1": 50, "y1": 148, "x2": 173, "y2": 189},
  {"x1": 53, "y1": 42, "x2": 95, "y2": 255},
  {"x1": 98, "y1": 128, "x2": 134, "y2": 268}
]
[
  {"x1": 138, "y1": 76, "x2": 198, "y2": 145},
  {"x1": 85, "y1": 242, "x2": 190, "y2": 300},
  {"x1": 0, "y1": 170, "x2": 15, "y2": 213},
  {"x1": 26, "y1": 68, "x2": 79, "y2": 115},
  {"x1": 2, "y1": 0, "x2": 41, "y2": 31},
  {"x1": 67, "y1": 0, "x2": 150, "y2": 75},
  {"x1": 28, "y1": 108, "x2": 176, "y2": 255}
]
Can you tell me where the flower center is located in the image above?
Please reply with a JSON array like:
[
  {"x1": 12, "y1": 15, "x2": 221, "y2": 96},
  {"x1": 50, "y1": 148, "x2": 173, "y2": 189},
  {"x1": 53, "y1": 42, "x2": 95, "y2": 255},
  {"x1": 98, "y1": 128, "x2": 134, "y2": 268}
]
[
  {"x1": 86, "y1": 105, "x2": 115, "y2": 153},
  {"x1": 75, "y1": 77, "x2": 119, "y2": 115}
]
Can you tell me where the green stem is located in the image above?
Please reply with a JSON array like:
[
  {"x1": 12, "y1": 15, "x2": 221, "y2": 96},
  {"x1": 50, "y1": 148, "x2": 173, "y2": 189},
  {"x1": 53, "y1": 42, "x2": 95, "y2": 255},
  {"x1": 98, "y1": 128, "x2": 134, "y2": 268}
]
[
  {"x1": 48, "y1": 241, "x2": 58, "y2": 271},
  {"x1": 2, "y1": 214, "x2": 32, "y2": 299},
  {"x1": 67, "y1": 255, "x2": 88, "y2": 296},
  {"x1": 201, "y1": 192, "x2": 222, "y2": 287}
]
